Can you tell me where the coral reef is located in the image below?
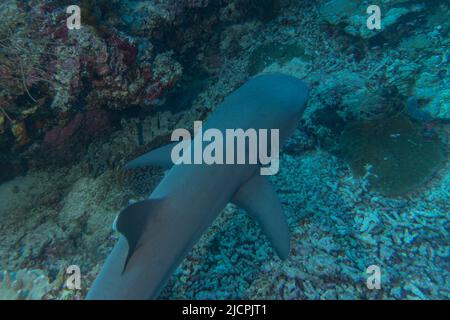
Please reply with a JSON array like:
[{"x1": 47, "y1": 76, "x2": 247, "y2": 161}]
[
  {"x1": 320, "y1": 0, "x2": 450, "y2": 121},
  {"x1": 0, "y1": 0, "x2": 448, "y2": 300},
  {"x1": 0, "y1": 269, "x2": 51, "y2": 300},
  {"x1": 0, "y1": 0, "x2": 190, "y2": 176},
  {"x1": 320, "y1": 0, "x2": 427, "y2": 40}
]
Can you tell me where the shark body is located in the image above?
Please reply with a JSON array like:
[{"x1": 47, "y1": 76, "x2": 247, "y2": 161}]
[{"x1": 87, "y1": 74, "x2": 309, "y2": 299}]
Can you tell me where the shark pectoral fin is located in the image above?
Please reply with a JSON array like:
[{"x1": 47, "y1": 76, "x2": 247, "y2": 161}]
[
  {"x1": 124, "y1": 142, "x2": 178, "y2": 170},
  {"x1": 115, "y1": 199, "x2": 163, "y2": 273},
  {"x1": 232, "y1": 175, "x2": 290, "y2": 260}
]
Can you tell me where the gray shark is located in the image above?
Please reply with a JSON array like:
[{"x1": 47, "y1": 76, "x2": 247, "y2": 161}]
[{"x1": 87, "y1": 74, "x2": 309, "y2": 299}]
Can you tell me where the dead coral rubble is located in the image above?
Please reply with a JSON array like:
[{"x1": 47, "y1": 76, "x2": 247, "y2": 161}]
[{"x1": 0, "y1": 269, "x2": 52, "y2": 300}]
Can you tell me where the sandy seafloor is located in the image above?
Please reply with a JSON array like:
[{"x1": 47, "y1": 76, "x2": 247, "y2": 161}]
[{"x1": 0, "y1": 0, "x2": 448, "y2": 299}]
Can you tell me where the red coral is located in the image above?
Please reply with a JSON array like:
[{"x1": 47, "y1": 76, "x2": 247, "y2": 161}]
[
  {"x1": 43, "y1": 113, "x2": 84, "y2": 149},
  {"x1": 43, "y1": 108, "x2": 111, "y2": 150},
  {"x1": 52, "y1": 25, "x2": 69, "y2": 42},
  {"x1": 84, "y1": 108, "x2": 111, "y2": 136},
  {"x1": 108, "y1": 34, "x2": 137, "y2": 66}
]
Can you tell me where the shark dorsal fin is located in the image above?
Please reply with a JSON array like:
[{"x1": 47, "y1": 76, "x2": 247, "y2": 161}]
[
  {"x1": 115, "y1": 199, "x2": 164, "y2": 273},
  {"x1": 232, "y1": 174, "x2": 290, "y2": 260}
]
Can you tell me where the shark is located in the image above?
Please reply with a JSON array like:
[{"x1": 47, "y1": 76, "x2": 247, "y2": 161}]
[{"x1": 87, "y1": 74, "x2": 310, "y2": 299}]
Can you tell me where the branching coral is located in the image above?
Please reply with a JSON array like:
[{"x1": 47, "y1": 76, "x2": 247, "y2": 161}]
[
  {"x1": 0, "y1": 28, "x2": 59, "y2": 103},
  {"x1": 0, "y1": 105, "x2": 13, "y2": 123}
]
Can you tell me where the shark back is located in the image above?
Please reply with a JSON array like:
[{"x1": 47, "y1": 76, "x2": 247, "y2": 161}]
[{"x1": 87, "y1": 74, "x2": 310, "y2": 299}]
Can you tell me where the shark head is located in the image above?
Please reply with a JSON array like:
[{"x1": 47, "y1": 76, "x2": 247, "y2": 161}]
[
  {"x1": 266, "y1": 73, "x2": 309, "y2": 116},
  {"x1": 284, "y1": 75, "x2": 309, "y2": 114},
  {"x1": 242, "y1": 73, "x2": 310, "y2": 141}
]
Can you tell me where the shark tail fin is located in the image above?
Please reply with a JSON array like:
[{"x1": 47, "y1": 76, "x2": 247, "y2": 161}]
[
  {"x1": 232, "y1": 174, "x2": 290, "y2": 260},
  {"x1": 124, "y1": 143, "x2": 178, "y2": 170},
  {"x1": 115, "y1": 199, "x2": 164, "y2": 273}
]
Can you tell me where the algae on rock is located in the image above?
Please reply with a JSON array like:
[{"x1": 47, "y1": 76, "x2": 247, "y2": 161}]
[{"x1": 339, "y1": 115, "x2": 446, "y2": 196}]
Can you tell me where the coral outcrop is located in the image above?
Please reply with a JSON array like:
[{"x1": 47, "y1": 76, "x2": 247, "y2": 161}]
[{"x1": 0, "y1": 269, "x2": 51, "y2": 300}]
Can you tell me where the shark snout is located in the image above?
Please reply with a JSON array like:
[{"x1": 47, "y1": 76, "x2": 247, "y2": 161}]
[
  {"x1": 255, "y1": 73, "x2": 309, "y2": 116},
  {"x1": 285, "y1": 76, "x2": 310, "y2": 115}
]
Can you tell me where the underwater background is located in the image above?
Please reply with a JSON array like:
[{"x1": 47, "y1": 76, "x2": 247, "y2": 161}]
[{"x1": 0, "y1": 0, "x2": 448, "y2": 299}]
